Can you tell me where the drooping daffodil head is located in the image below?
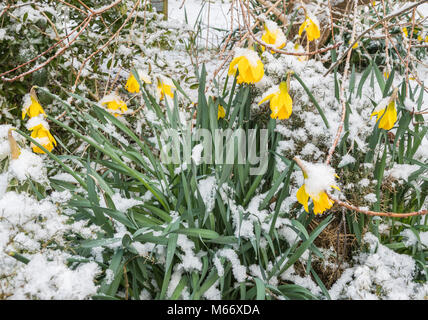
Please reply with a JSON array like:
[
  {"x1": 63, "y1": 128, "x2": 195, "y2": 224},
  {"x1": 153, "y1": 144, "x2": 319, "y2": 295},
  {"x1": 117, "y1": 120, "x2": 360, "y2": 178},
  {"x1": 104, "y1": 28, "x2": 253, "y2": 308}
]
[
  {"x1": 99, "y1": 93, "x2": 128, "y2": 116},
  {"x1": 157, "y1": 76, "x2": 176, "y2": 101},
  {"x1": 298, "y1": 14, "x2": 320, "y2": 42},
  {"x1": 26, "y1": 116, "x2": 57, "y2": 154},
  {"x1": 125, "y1": 69, "x2": 152, "y2": 93},
  {"x1": 258, "y1": 81, "x2": 292, "y2": 120},
  {"x1": 22, "y1": 90, "x2": 45, "y2": 120},
  {"x1": 295, "y1": 158, "x2": 340, "y2": 215},
  {"x1": 370, "y1": 96, "x2": 397, "y2": 131},
  {"x1": 228, "y1": 48, "x2": 264, "y2": 84},
  {"x1": 261, "y1": 21, "x2": 286, "y2": 53}
]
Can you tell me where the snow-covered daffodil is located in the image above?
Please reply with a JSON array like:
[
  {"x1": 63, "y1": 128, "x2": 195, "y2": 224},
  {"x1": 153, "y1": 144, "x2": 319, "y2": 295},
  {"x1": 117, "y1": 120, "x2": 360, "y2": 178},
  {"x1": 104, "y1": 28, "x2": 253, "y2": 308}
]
[
  {"x1": 125, "y1": 69, "x2": 152, "y2": 93},
  {"x1": 258, "y1": 82, "x2": 292, "y2": 120},
  {"x1": 99, "y1": 93, "x2": 128, "y2": 116},
  {"x1": 294, "y1": 158, "x2": 340, "y2": 215},
  {"x1": 218, "y1": 105, "x2": 225, "y2": 120},
  {"x1": 22, "y1": 90, "x2": 45, "y2": 120},
  {"x1": 261, "y1": 21, "x2": 286, "y2": 53},
  {"x1": 299, "y1": 15, "x2": 320, "y2": 42},
  {"x1": 27, "y1": 119, "x2": 57, "y2": 154},
  {"x1": 370, "y1": 98, "x2": 397, "y2": 131},
  {"x1": 157, "y1": 76, "x2": 176, "y2": 101},
  {"x1": 228, "y1": 48, "x2": 264, "y2": 84}
]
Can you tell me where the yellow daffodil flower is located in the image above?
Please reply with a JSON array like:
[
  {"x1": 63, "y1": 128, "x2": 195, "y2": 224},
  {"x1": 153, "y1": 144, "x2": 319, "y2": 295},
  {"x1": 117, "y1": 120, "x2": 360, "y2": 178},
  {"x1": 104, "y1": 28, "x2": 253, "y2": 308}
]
[
  {"x1": 157, "y1": 76, "x2": 176, "y2": 101},
  {"x1": 402, "y1": 27, "x2": 408, "y2": 38},
  {"x1": 352, "y1": 42, "x2": 358, "y2": 49},
  {"x1": 417, "y1": 35, "x2": 422, "y2": 42},
  {"x1": 218, "y1": 105, "x2": 225, "y2": 120},
  {"x1": 370, "y1": 99, "x2": 397, "y2": 131},
  {"x1": 29, "y1": 123, "x2": 57, "y2": 153},
  {"x1": 228, "y1": 48, "x2": 264, "y2": 84},
  {"x1": 299, "y1": 15, "x2": 320, "y2": 42},
  {"x1": 125, "y1": 70, "x2": 152, "y2": 93},
  {"x1": 384, "y1": 71, "x2": 390, "y2": 79},
  {"x1": 99, "y1": 94, "x2": 128, "y2": 116},
  {"x1": 258, "y1": 82, "x2": 292, "y2": 120},
  {"x1": 22, "y1": 91, "x2": 45, "y2": 120},
  {"x1": 297, "y1": 184, "x2": 335, "y2": 215},
  {"x1": 261, "y1": 21, "x2": 286, "y2": 53},
  {"x1": 296, "y1": 171, "x2": 340, "y2": 215}
]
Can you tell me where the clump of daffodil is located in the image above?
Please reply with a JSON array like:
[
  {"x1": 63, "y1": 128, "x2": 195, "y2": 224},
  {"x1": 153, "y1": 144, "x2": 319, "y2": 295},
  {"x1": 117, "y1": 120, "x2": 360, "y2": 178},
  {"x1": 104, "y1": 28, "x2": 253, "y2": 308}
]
[
  {"x1": 294, "y1": 157, "x2": 340, "y2": 215},
  {"x1": 228, "y1": 48, "x2": 264, "y2": 84},
  {"x1": 99, "y1": 93, "x2": 128, "y2": 116},
  {"x1": 22, "y1": 88, "x2": 45, "y2": 119},
  {"x1": 299, "y1": 14, "x2": 320, "y2": 42},
  {"x1": 157, "y1": 76, "x2": 176, "y2": 101},
  {"x1": 261, "y1": 21, "x2": 286, "y2": 53},
  {"x1": 370, "y1": 88, "x2": 398, "y2": 131},
  {"x1": 218, "y1": 105, "x2": 225, "y2": 120},
  {"x1": 258, "y1": 81, "x2": 292, "y2": 120},
  {"x1": 26, "y1": 116, "x2": 57, "y2": 153},
  {"x1": 125, "y1": 69, "x2": 152, "y2": 93}
]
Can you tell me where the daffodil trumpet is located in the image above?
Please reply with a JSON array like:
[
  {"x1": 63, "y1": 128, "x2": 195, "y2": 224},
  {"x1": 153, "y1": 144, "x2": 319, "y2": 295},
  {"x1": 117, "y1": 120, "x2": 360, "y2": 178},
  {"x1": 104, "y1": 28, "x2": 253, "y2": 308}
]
[
  {"x1": 370, "y1": 87, "x2": 399, "y2": 131},
  {"x1": 157, "y1": 76, "x2": 176, "y2": 101},
  {"x1": 125, "y1": 69, "x2": 152, "y2": 93},
  {"x1": 228, "y1": 48, "x2": 264, "y2": 84},
  {"x1": 28, "y1": 121, "x2": 57, "y2": 154},
  {"x1": 258, "y1": 81, "x2": 293, "y2": 120},
  {"x1": 298, "y1": 14, "x2": 320, "y2": 42},
  {"x1": 218, "y1": 105, "x2": 226, "y2": 120},
  {"x1": 261, "y1": 21, "x2": 286, "y2": 53}
]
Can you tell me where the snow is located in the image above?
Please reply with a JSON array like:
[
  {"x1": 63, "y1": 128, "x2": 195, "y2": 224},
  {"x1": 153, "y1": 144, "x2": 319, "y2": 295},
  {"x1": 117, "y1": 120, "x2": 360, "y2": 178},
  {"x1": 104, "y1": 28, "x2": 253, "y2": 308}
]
[
  {"x1": 299, "y1": 159, "x2": 338, "y2": 197},
  {"x1": 9, "y1": 149, "x2": 48, "y2": 184},
  {"x1": 338, "y1": 154, "x2": 356, "y2": 167},
  {"x1": 386, "y1": 164, "x2": 421, "y2": 181},
  {"x1": 233, "y1": 48, "x2": 261, "y2": 68},
  {"x1": 177, "y1": 234, "x2": 203, "y2": 271},
  {"x1": 25, "y1": 115, "x2": 49, "y2": 130},
  {"x1": 329, "y1": 233, "x2": 428, "y2": 300},
  {"x1": 9, "y1": 253, "x2": 100, "y2": 300},
  {"x1": 217, "y1": 249, "x2": 247, "y2": 282},
  {"x1": 197, "y1": 176, "x2": 217, "y2": 213}
]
